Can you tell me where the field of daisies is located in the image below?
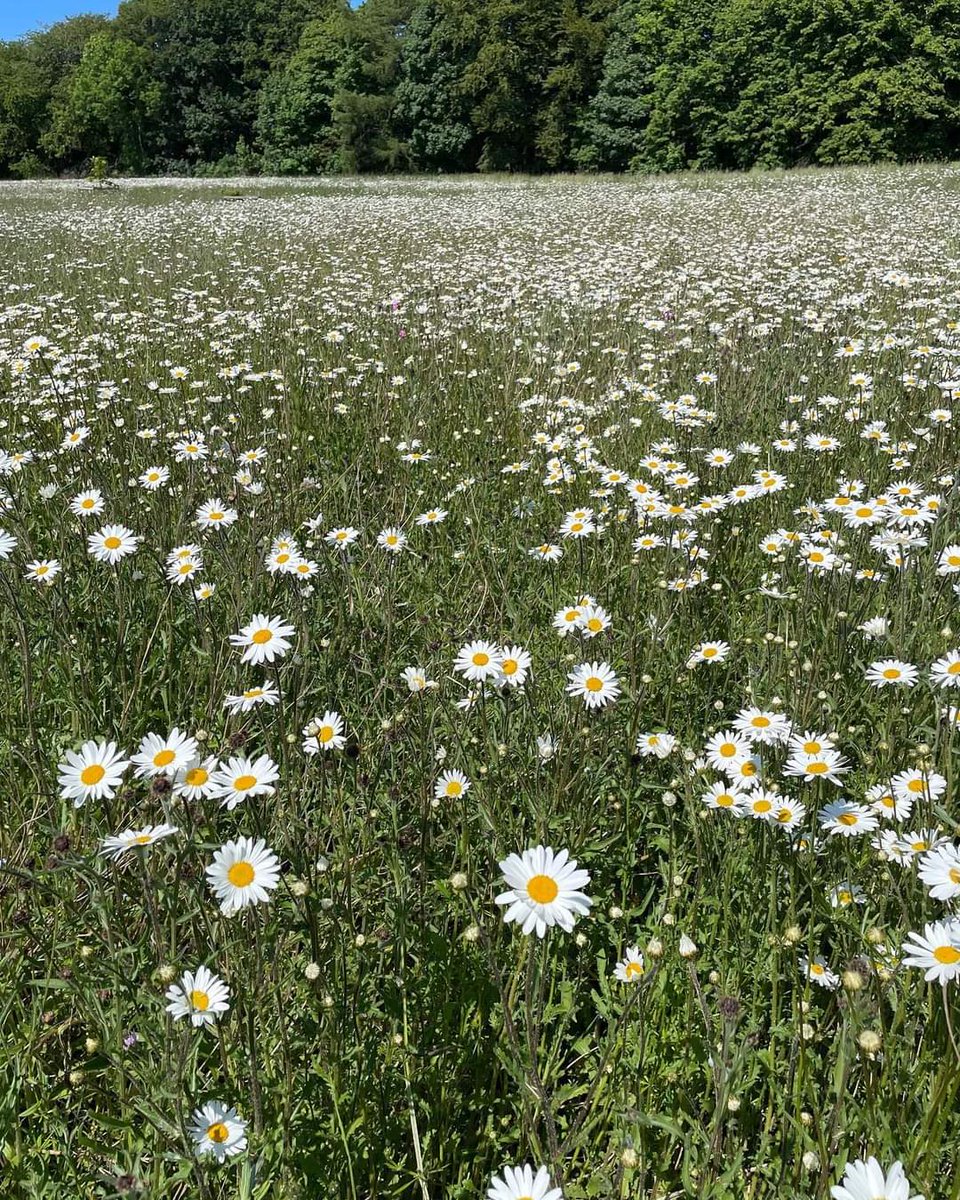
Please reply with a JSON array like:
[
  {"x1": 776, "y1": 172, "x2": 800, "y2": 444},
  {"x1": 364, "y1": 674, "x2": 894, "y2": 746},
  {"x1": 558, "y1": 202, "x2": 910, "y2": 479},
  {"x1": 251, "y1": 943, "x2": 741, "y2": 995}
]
[{"x1": 2, "y1": 167, "x2": 960, "y2": 1199}]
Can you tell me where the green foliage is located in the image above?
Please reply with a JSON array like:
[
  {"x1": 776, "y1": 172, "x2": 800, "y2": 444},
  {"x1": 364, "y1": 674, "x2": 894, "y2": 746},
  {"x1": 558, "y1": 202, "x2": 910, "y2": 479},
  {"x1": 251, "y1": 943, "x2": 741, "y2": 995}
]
[{"x1": 4, "y1": 0, "x2": 960, "y2": 175}]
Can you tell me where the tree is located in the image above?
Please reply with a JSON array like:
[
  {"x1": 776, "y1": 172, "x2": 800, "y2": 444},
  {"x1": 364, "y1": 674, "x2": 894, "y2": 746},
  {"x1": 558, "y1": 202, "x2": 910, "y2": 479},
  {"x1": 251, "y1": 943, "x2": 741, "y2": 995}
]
[
  {"x1": 43, "y1": 32, "x2": 162, "y2": 171},
  {"x1": 577, "y1": 0, "x2": 652, "y2": 170}
]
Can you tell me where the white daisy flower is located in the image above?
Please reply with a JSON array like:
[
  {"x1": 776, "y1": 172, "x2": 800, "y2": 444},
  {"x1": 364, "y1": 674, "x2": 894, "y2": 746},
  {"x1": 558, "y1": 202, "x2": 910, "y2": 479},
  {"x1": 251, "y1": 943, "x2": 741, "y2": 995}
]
[
  {"x1": 189, "y1": 1101, "x2": 247, "y2": 1161},
  {"x1": 496, "y1": 845, "x2": 591, "y2": 937},
  {"x1": 206, "y1": 837, "x2": 280, "y2": 915},
  {"x1": 166, "y1": 965, "x2": 230, "y2": 1027},
  {"x1": 57, "y1": 740, "x2": 130, "y2": 807}
]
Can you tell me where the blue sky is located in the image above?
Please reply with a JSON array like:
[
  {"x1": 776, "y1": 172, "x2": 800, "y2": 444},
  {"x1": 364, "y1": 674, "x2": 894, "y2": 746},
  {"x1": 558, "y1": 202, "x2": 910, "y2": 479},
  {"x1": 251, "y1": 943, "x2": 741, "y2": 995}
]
[{"x1": 1, "y1": 0, "x2": 117, "y2": 41}]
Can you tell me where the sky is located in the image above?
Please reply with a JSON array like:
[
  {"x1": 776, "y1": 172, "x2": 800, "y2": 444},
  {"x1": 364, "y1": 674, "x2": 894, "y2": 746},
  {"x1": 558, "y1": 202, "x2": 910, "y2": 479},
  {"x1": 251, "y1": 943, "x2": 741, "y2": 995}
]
[{"x1": 1, "y1": 0, "x2": 118, "y2": 41}]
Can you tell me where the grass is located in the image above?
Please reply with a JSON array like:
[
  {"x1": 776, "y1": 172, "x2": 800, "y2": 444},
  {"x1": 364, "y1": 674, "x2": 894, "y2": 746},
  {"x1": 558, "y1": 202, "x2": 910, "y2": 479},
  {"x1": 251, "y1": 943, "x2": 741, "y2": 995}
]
[{"x1": 0, "y1": 165, "x2": 959, "y2": 1199}]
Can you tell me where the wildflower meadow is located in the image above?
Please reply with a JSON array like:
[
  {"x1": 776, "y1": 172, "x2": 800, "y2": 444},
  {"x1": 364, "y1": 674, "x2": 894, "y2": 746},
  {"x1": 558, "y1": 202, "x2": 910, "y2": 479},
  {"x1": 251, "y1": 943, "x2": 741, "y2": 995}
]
[{"x1": 2, "y1": 168, "x2": 960, "y2": 1198}]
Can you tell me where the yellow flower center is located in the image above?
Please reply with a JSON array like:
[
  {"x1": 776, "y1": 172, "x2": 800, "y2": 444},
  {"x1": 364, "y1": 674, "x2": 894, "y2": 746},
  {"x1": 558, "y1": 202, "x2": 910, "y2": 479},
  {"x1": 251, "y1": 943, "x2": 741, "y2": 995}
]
[
  {"x1": 855, "y1": 507, "x2": 873, "y2": 518},
  {"x1": 949, "y1": 662, "x2": 960, "y2": 676},
  {"x1": 276, "y1": 553, "x2": 290, "y2": 564},
  {"x1": 703, "y1": 647, "x2": 717, "y2": 657},
  {"x1": 81, "y1": 498, "x2": 94, "y2": 509},
  {"x1": 753, "y1": 799, "x2": 772, "y2": 814},
  {"x1": 232, "y1": 774, "x2": 257, "y2": 792},
  {"x1": 883, "y1": 668, "x2": 901, "y2": 679},
  {"x1": 837, "y1": 812, "x2": 858, "y2": 826},
  {"x1": 227, "y1": 861, "x2": 255, "y2": 887},
  {"x1": 472, "y1": 652, "x2": 489, "y2": 667},
  {"x1": 949, "y1": 868, "x2": 960, "y2": 884},
  {"x1": 153, "y1": 749, "x2": 176, "y2": 767},
  {"x1": 527, "y1": 874, "x2": 559, "y2": 904},
  {"x1": 719, "y1": 743, "x2": 736, "y2": 758},
  {"x1": 104, "y1": 536, "x2": 122, "y2": 550},
  {"x1": 585, "y1": 676, "x2": 604, "y2": 692},
  {"x1": 587, "y1": 618, "x2": 603, "y2": 632},
  {"x1": 445, "y1": 781, "x2": 463, "y2": 796},
  {"x1": 934, "y1": 945, "x2": 960, "y2": 965},
  {"x1": 752, "y1": 716, "x2": 770, "y2": 727},
  {"x1": 776, "y1": 808, "x2": 793, "y2": 823},
  {"x1": 717, "y1": 793, "x2": 734, "y2": 807},
  {"x1": 133, "y1": 834, "x2": 152, "y2": 844},
  {"x1": 907, "y1": 779, "x2": 924, "y2": 793},
  {"x1": 184, "y1": 767, "x2": 208, "y2": 786},
  {"x1": 252, "y1": 629, "x2": 273, "y2": 644},
  {"x1": 741, "y1": 762, "x2": 757, "y2": 777},
  {"x1": 806, "y1": 762, "x2": 828, "y2": 774},
  {"x1": 624, "y1": 962, "x2": 643, "y2": 980},
  {"x1": 319, "y1": 727, "x2": 334, "y2": 743},
  {"x1": 502, "y1": 659, "x2": 518, "y2": 675},
  {"x1": 80, "y1": 764, "x2": 106, "y2": 786},
  {"x1": 209, "y1": 511, "x2": 224, "y2": 521},
  {"x1": 207, "y1": 1122, "x2": 229, "y2": 1143}
]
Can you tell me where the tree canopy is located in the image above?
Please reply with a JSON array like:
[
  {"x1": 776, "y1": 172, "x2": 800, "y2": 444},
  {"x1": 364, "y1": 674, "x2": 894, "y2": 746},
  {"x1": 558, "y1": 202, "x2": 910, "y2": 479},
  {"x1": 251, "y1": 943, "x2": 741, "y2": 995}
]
[{"x1": 3, "y1": 0, "x2": 960, "y2": 176}]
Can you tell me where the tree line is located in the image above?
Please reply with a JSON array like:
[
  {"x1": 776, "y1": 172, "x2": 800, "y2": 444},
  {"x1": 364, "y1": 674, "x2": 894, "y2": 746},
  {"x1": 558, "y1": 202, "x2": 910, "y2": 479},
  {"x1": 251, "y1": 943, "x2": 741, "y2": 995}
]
[{"x1": 2, "y1": 0, "x2": 959, "y2": 178}]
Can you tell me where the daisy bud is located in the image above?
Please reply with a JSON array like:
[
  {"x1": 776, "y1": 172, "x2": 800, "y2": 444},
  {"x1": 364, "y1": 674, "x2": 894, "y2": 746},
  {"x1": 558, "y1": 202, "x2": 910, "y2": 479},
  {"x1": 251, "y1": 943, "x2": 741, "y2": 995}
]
[
  {"x1": 195, "y1": 729, "x2": 208, "y2": 742},
  {"x1": 608, "y1": 905, "x2": 623, "y2": 919},
  {"x1": 621, "y1": 1147, "x2": 638, "y2": 1169},
  {"x1": 354, "y1": 934, "x2": 366, "y2": 948},
  {"x1": 84, "y1": 1037, "x2": 99, "y2": 1054},
  {"x1": 858, "y1": 1029, "x2": 882, "y2": 1054},
  {"x1": 726, "y1": 1096, "x2": 740, "y2": 1113},
  {"x1": 801, "y1": 1022, "x2": 815, "y2": 1040},
  {"x1": 69, "y1": 1070, "x2": 84, "y2": 1086},
  {"x1": 450, "y1": 872, "x2": 468, "y2": 891},
  {"x1": 842, "y1": 969, "x2": 864, "y2": 992},
  {"x1": 304, "y1": 962, "x2": 320, "y2": 981},
  {"x1": 575, "y1": 933, "x2": 587, "y2": 947},
  {"x1": 286, "y1": 733, "x2": 296, "y2": 744},
  {"x1": 784, "y1": 924, "x2": 802, "y2": 945},
  {"x1": 646, "y1": 937, "x2": 664, "y2": 958},
  {"x1": 291, "y1": 880, "x2": 309, "y2": 897},
  {"x1": 800, "y1": 1111, "x2": 812, "y2": 1126},
  {"x1": 463, "y1": 924, "x2": 480, "y2": 942},
  {"x1": 708, "y1": 970, "x2": 720, "y2": 984},
  {"x1": 157, "y1": 964, "x2": 176, "y2": 984},
  {"x1": 865, "y1": 926, "x2": 885, "y2": 945},
  {"x1": 802, "y1": 1151, "x2": 819, "y2": 1172},
  {"x1": 322, "y1": 994, "x2": 334, "y2": 1008},
  {"x1": 79, "y1": 945, "x2": 93, "y2": 960},
  {"x1": 662, "y1": 791, "x2": 677, "y2": 807},
  {"x1": 679, "y1": 934, "x2": 698, "y2": 959},
  {"x1": 663, "y1": 913, "x2": 675, "y2": 926}
]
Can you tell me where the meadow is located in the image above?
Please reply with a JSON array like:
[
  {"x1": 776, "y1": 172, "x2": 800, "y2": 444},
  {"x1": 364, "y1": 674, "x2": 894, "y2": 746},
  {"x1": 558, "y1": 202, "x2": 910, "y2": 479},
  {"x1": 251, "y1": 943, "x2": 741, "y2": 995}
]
[{"x1": 1, "y1": 165, "x2": 960, "y2": 1199}]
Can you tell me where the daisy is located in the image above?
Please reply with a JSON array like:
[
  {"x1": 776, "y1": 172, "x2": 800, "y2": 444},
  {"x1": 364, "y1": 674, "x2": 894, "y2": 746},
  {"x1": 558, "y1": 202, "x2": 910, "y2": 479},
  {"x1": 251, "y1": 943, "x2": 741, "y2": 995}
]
[
  {"x1": 688, "y1": 640, "x2": 730, "y2": 667},
  {"x1": 69, "y1": 489, "x2": 104, "y2": 517},
  {"x1": 614, "y1": 946, "x2": 646, "y2": 982},
  {"x1": 189, "y1": 1101, "x2": 247, "y2": 1161},
  {"x1": 635, "y1": 732, "x2": 677, "y2": 759},
  {"x1": 131, "y1": 727, "x2": 198, "y2": 779},
  {"x1": 453, "y1": 640, "x2": 504, "y2": 682},
  {"x1": 553, "y1": 604, "x2": 586, "y2": 636},
  {"x1": 930, "y1": 650, "x2": 960, "y2": 688},
  {"x1": 401, "y1": 666, "x2": 434, "y2": 692},
  {"x1": 496, "y1": 846, "x2": 591, "y2": 937},
  {"x1": 229, "y1": 614, "x2": 296, "y2": 665},
  {"x1": 703, "y1": 730, "x2": 753, "y2": 773},
  {"x1": 0, "y1": 530, "x2": 16, "y2": 558},
  {"x1": 744, "y1": 788, "x2": 780, "y2": 820},
  {"x1": 206, "y1": 837, "x2": 280, "y2": 915},
  {"x1": 733, "y1": 707, "x2": 791, "y2": 746},
  {"x1": 891, "y1": 769, "x2": 946, "y2": 804},
  {"x1": 894, "y1": 828, "x2": 948, "y2": 859},
  {"x1": 771, "y1": 798, "x2": 806, "y2": 831},
  {"x1": 25, "y1": 559, "x2": 61, "y2": 585},
  {"x1": 166, "y1": 965, "x2": 230, "y2": 1027},
  {"x1": 325, "y1": 526, "x2": 360, "y2": 547},
  {"x1": 498, "y1": 645, "x2": 531, "y2": 688},
  {"x1": 211, "y1": 755, "x2": 279, "y2": 810},
  {"x1": 828, "y1": 882, "x2": 865, "y2": 907},
  {"x1": 801, "y1": 955, "x2": 840, "y2": 990},
  {"x1": 139, "y1": 466, "x2": 169, "y2": 490},
  {"x1": 377, "y1": 527, "x2": 408, "y2": 552},
  {"x1": 415, "y1": 509, "x2": 447, "y2": 526},
  {"x1": 196, "y1": 499, "x2": 238, "y2": 529},
  {"x1": 701, "y1": 780, "x2": 747, "y2": 814},
  {"x1": 528, "y1": 543, "x2": 563, "y2": 562},
  {"x1": 818, "y1": 799, "x2": 878, "y2": 837},
  {"x1": 566, "y1": 661, "x2": 621, "y2": 709},
  {"x1": 901, "y1": 920, "x2": 960, "y2": 984},
  {"x1": 57, "y1": 740, "x2": 129, "y2": 807},
  {"x1": 784, "y1": 748, "x2": 850, "y2": 785},
  {"x1": 865, "y1": 659, "x2": 918, "y2": 688},
  {"x1": 578, "y1": 604, "x2": 611, "y2": 638},
  {"x1": 99, "y1": 824, "x2": 179, "y2": 859},
  {"x1": 867, "y1": 781, "x2": 911, "y2": 822},
  {"x1": 265, "y1": 548, "x2": 297, "y2": 574},
  {"x1": 919, "y1": 844, "x2": 960, "y2": 901},
  {"x1": 937, "y1": 545, "x2": 960, "y2": 575},
  {"x1": 434, "y1": 769, "x2": 470, "y2": 800},
  {"x1": 87, "y1": 524, "x2": 141, "y2": 565},
  {"x1": 166, "y1": 557, "x2": 201, "y2": 585},
  {"x1": 830, "y1": 1157, "x2": 923, "y2": 1200},
  {"x1": 223, "y1": 683, "x2": 281, "y2": 714},
  {"x1": 302, "y1": 711, "x2": 346, "y2": 754},
  {"x1": 174, "y1": 756, "x2": 220, "y2": 800},
  {"x1": 487, "y1": 1164, "x2": 561, "y2": 1200}
]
